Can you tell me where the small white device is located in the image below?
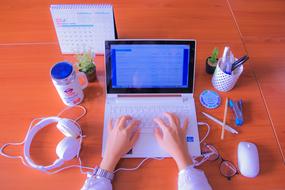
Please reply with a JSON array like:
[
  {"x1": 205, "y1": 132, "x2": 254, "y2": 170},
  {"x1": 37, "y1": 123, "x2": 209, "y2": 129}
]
[
  {"x1": 238, "y1": 141, "x2": 260, "y2": 178},
  {"x1": 103, "y1": 39, "x2": 201, "y2": 158}
]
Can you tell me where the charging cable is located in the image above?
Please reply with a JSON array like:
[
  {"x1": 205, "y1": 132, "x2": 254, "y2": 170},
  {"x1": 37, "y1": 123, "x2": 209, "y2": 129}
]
[
  {"x1": 197, "y1": 122, "x2": 211, "y2": 144},
  {"x1": 1, "y1": 108, "x2": 212, "y2": 174},
  {"x1": 113, "y1": 121, "x2": 211, "y2": 173}
]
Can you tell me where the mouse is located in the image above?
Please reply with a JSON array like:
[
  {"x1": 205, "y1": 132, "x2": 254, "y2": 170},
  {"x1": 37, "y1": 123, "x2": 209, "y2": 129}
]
[{"x1": 238, "y1": 142, "x2": 260, "y2": 178}]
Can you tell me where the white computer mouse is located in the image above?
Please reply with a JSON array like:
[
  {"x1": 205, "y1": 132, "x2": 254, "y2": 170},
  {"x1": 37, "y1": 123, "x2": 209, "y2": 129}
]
[{"x1": 238, "y1": 142, "x2": 260, "y2": 178}]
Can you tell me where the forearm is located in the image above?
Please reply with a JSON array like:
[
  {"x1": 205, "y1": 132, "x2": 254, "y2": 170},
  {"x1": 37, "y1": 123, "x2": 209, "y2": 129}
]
[
  {"x1": 100, "y1": 156, "x2": 120, "y2": 172},
  {"x1": 174, "y1": 152, "x2": 193, "y2": 171}
]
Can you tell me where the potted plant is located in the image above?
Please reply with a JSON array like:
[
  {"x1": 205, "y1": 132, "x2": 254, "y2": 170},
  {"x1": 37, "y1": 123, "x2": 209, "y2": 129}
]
[
  {"x1": 76, "y1": 51, "x2": 97, "y2": 82},
  {"x1": 206, "y1": 48, "x2": 219, "y2": 74}
]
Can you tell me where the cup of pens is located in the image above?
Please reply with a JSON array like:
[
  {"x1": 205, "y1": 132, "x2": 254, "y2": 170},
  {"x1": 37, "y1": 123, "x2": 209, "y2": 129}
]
[{"x1": 212, "y1": 47, "x2": 249, "y2": 92}]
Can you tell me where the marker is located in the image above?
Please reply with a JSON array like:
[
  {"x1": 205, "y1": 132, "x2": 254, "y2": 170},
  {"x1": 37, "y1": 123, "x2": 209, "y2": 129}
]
[
  {"x1": 229, "y1": 99, "x2": 244, "y2": 126},
  {"x1": 201, "y1": 112, "x2": 238, "y2": 134}
]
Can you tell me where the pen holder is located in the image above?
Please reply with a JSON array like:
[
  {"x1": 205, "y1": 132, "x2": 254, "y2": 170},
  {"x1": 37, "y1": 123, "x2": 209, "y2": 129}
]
[{"x1": 211, "y1": 59, "x2": 243, "y2": 92}]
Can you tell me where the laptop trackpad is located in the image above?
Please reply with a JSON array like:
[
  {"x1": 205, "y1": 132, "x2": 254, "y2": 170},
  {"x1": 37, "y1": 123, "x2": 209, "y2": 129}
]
[{"x1": 133, "y1": 134, "x2": 169, "y2": 157}]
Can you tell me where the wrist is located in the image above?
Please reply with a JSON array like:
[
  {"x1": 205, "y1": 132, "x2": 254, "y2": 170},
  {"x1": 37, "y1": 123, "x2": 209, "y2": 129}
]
[
  {"x1": 174, "y1": 152, "x2": 193, "y2": 171},
  {"x1": 93, "y1": 167, "x2": 114, "y2": 181},
  {"x1": 100, "y1": 156, "x2": 120, "y2": 172}
]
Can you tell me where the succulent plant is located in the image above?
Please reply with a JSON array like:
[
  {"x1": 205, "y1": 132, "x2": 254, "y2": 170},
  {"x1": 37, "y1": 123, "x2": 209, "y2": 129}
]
[
  {"x1": 208, "y1": 48, "x2": 219, "y2": 65},
  {"x1": 76, "y1": 52, "x2": 95, "y2": 74}
]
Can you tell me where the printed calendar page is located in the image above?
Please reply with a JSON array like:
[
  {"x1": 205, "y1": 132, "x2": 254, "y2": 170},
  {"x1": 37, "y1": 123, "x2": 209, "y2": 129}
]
[{"x1": 50, "y1": 4, "x2": 115, "y2": 54}]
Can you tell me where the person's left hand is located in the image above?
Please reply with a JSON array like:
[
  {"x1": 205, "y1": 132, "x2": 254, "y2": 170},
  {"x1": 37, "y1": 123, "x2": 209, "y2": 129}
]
[{"x1": 100, "y1": 115, "x2": 140, "y2": 172}]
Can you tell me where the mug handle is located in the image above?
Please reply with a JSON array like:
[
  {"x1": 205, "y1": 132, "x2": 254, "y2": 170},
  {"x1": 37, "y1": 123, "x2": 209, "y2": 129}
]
[{"x1": 77, "y1": 72, "x2": 88, "y2": 89}]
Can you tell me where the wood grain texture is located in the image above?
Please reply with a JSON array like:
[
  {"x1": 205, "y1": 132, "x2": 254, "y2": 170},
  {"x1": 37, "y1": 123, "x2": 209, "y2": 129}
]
[
  {"x1": 0, "y1": 0, "x2": 242, "y2": 43},
  {"x1": 228, "y1": 0, "x2": 285, "y2": 161},
  {"x1": 0, "y1": 0, "x2": 284, "y2": 189}
]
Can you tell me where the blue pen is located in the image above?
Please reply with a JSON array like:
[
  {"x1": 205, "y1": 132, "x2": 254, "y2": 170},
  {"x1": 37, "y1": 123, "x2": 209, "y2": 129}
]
[
  {"x1": 232, "y1": 55, "x2": 249, "y2": 71},
  {"x1": 229, "y1": 99, "x2": 244, "y2": 126},
  {"x1": 225, "y1": 62, "x2": 232, "y2": 75},
  {"x1": 238, "y1": 99, "x2": 243, "y2": 110}
]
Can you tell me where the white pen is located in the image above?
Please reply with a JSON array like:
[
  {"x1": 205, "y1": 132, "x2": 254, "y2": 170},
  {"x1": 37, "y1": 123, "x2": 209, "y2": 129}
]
[
  {"x1": 202, "y1": 112, "x2": 238, "y2": 134},
  {"x1": 221, "y1": 46, "x2": 230, "y2": 71}
]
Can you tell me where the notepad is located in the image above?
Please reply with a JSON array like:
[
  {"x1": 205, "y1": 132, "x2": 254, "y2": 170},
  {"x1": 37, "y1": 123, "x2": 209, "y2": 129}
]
[{"x1": 50, "y1": 4, "x2": 116, "y2": 54}]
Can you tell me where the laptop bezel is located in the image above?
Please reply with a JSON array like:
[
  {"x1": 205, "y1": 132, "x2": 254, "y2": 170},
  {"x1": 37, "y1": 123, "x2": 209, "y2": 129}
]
[{"x1": 105, "y1": 39, "x2": 196, "y2": 94}]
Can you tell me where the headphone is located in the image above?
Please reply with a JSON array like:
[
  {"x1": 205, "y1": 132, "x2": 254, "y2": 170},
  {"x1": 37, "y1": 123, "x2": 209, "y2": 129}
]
[{"x1": 23, "y1": 117, "x2": 82, "y2": 172}]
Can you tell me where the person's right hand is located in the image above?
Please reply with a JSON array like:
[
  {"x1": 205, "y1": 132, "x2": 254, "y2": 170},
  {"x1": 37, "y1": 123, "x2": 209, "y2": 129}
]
[{"x1": 154, "y1": 112, "x2": 192, "y2": 171}]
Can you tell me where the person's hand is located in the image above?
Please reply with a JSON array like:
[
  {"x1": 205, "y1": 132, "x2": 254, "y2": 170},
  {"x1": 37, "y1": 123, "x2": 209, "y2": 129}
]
[
  {"x1": 154, "y1": 112, "x2": 192, "y2": 171},
  {"x1": 100, "y1": 115, "x2": 140, "y2": 172}
]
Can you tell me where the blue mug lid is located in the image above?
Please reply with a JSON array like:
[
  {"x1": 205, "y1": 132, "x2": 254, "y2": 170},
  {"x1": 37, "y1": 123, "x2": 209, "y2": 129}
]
[{"x1": 51, "y1": 62, "x2": 73, "y2": 79}]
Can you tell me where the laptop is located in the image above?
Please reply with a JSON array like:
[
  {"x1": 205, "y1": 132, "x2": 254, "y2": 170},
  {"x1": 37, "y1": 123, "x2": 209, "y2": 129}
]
[{"x1": 102, "y1": 39, "x2": 201, "y2": 158}]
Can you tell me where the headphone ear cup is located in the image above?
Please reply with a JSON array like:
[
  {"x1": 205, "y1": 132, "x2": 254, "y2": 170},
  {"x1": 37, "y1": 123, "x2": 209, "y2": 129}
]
[
  {"x1": 57, "y1": 118, "x2": 81, "y2": 138},
  {"x1": 56, "y1": 137, "x2": 80, "y2": 161}
]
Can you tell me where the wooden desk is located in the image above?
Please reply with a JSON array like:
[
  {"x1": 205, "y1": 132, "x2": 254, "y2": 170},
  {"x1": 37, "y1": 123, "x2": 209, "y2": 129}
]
[
  {"x1": 229, "y1": 0, "x2": 285, "y2": 161},
  {"x1": 0, "y1": 1, "x2": 284, "y2": 189}
]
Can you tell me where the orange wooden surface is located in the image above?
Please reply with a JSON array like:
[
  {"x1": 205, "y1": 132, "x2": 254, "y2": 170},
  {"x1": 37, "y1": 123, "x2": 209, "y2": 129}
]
[
  {"x1": 228, "y1": 0, "x2": 285, "y2": 162},
  {"x1": 0, "y1": 0, "x2": 284, "y2": 190}
]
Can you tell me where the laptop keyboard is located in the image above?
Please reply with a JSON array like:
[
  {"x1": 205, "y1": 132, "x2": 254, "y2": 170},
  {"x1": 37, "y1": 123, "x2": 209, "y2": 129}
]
[{"x1": 109, "y1": 105, "x2": 190, "y2": 134}]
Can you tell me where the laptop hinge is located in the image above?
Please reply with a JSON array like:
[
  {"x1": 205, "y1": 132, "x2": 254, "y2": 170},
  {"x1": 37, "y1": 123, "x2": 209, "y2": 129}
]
[
  {"x1": 106, "y1": 94, "x2": 193, "y2": 103},
  {"x1": 117, "y1": 94, "x2": 182, "y2": 98}
]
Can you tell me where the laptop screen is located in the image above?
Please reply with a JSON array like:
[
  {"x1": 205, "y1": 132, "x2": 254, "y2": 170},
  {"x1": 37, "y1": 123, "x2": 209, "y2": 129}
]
[{"x1": 105, "y1": 40, "x2": 196, "y2": 94}]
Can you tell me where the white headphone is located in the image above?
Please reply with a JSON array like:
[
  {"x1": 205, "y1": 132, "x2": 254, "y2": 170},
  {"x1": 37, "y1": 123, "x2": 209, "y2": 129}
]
[
  {"x1": 23, "y1": 117, "x2": 83, "y2": 172},
  {"x1": 0, "y1": 106, "x2": 97, "y2": 174}
]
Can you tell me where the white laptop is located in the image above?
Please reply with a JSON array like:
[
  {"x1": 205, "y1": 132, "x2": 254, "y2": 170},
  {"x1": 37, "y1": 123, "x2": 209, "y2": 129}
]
[{"x1": 102, "y1": 39, "x2": 201, "y2": 158}]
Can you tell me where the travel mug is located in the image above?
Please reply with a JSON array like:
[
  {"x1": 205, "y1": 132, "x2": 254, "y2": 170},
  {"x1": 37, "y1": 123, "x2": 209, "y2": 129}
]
[{"x1": 51, "y1": 61, "x2": 88, "y2": 106}]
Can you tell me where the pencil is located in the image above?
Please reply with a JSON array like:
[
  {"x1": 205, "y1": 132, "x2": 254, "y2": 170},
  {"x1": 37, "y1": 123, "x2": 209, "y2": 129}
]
[{"x1": 221, "y1": 97, "x2": 229, "y2": 140}]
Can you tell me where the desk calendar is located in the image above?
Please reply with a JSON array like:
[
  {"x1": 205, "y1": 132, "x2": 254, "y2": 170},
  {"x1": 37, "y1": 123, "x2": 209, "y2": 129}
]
[{"x1": 50, "y1": 4, "x2": 116, "y2": 54}]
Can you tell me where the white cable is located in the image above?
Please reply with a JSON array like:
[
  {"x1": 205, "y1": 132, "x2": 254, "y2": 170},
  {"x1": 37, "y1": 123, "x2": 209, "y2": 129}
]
[
  {"x1": 0, "y1": 142, "x2": 28, "y2": 167},
  {"x1": 191, "y1": 121, "x2": 212, "y2": 166},
  {"x1": 114, "y1": 122, "x2": 211, "y2": 173},
  {"x1": 198, "y1": 122, "x2": 211, "y2": 144},
  {"x1": 44, "y1": 163, "x2": 94, "y2": 175},
  {"x1": 0, "y1": 117, "x2": 44, "y2": 167},
  {"x1": 44, "y1": 156, "x2": 95, "y2": 175},
  {"x1": 57, "y1": 105, "x2": 87, "y2": 121},
  {"x1": 114, "y1": 157, "x2": 164, "y2": 173},
  {"x1": 193, "y1": 152, "x2": 216, "y2": 167},
  {"x1": 1, "y1": 110, "x2": 212, "y2": 174}
]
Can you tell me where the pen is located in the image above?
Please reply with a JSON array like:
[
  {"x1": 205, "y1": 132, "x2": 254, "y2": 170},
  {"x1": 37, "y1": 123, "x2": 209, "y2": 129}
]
[
  {"x1": 232, "y1": 55, "x2": 247, "y2": 67},
  {"x1": 229, "y1": 99, "x2": 244, "y2": 126},
  {"x1": 238, "y1": 99, "x2": 242, "y2": 110},
  {"x1": 222, "y1": 47, "x2": 232, "y2": 75},
  {"x1": 225, "y1": 61, "x2": 232, "y2": 75},
  {"x1": 232, "y1": 55, "x2": 249, "y2": 71},
  {"x1": 222, "y1": 47, "x2": 230, "y2": 65},
  {"x1": 201, "y1": 112, "x2": 238, "y2": 134},
  {"x1": 221, "y1": 97, "x2": 229, "y2": 140}
]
